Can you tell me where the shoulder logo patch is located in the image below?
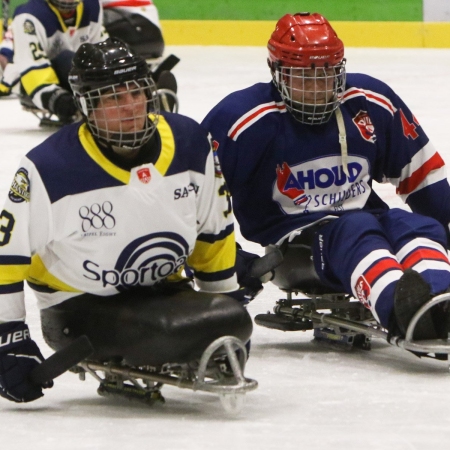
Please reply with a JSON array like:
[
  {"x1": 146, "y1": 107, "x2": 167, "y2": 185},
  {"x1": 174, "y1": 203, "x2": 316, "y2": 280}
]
[
  {"x1": 9, "y1": 168, "x2": 30, "y2": 203},
  {"x1": 23, "y1": 20, "x2": 36, "y2": 35},
  {"x1": 352, "y1": 110, "x2": 376, "y2": 143}
]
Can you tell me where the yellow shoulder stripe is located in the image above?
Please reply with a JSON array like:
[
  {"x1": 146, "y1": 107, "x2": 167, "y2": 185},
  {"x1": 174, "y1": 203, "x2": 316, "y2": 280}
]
[
  {"x1": 79, "y1": 123, "x2": 131, "y2": 184},
  {"x1": 78, "y1": 115, "x2": 175, "y2": 182},
  {"x1": 153, "y1": 115, "x2": 175, "y2": 176},
  {"x1": 48, "y1": 1, "x2": 84, "y2": 31}
]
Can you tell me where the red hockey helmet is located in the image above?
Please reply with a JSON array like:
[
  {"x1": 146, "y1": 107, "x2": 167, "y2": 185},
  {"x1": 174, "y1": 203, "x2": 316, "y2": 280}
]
[
  {"x1": 268, "y1": 13, "x2": 346, "y2": 125},
  {"x1": 268, "y1": 12, "x2": 344, "y2": 68}
]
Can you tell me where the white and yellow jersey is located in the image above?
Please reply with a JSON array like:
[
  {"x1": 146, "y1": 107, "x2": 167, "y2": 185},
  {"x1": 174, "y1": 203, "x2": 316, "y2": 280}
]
[
  {"x1": 11, "y1": 0, "x2": 106, "y2": 109},
  {"x1": 0, "y1": 112, "x2": 238, "y2": 322}
]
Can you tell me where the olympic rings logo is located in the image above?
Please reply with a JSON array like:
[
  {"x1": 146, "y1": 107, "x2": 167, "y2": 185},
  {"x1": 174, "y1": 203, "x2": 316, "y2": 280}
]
[{"x1": 79, "y1": 201, "x2": 116, "y2": 232}]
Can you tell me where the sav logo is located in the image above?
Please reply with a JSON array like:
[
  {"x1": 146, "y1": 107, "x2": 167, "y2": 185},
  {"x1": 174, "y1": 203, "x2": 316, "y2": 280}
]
[
  {"x1": 137, "y1": 168, "x2": 151, "y2": 184},
  {"x1": 174, "y1": 183, "x2": 199, "y2": 200},
  {"x1": 9, "y1": 168, "x2": 30, "y2": 203},
  {"x1": 352, "y1": 110, "x2": 376, "y2": 143},
  {"x1": 355, "y1": 275, "x2": 371, "y2": 309},
  {"x1": 83, "y1": 232, "x2": 189, "y2": 291},
  {"x1": 79, "y1": 201, "x2": 116, "y2": 233}
]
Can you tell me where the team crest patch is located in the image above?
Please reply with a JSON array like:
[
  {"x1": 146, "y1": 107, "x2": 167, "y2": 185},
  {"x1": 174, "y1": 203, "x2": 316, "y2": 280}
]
[
  {"x1": 355, "y1": 275, "x2": 371, "y2": 309},
  {"x1": 9, "y1": 168, "x2": 30, "y2": 203},
  {"x1": 23, "y1": 20, "x2": 36, "y2": 35},
  {"x1": 352, "y1": 110, "x2": 376, "y2": 143},
  {"x1": 137, "y1": 168, "x2": 151, "y2": 184}
]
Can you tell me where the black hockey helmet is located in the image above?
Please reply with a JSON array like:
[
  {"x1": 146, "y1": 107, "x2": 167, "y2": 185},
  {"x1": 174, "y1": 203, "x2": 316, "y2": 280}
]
[
  {"x1": 68, "y1": 37, "x2": 160, "y2": 151},
  {"x1": 69, "y1": 37, "x2": 151, "y2": 95}
]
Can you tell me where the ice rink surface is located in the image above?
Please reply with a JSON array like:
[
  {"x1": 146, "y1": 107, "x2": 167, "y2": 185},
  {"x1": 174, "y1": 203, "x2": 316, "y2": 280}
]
[{"x1": 1, "y1": 46, "x2": 450, "y2": 449}]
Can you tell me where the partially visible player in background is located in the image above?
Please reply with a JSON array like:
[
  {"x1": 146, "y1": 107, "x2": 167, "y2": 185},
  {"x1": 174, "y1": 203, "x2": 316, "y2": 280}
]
[
  {"x1": 0, "y1": 0, "x2": 179, "y2": 123},
  {"x1": 0, "y1": 0, "x2": 107, "y2": 124},
  {"x1": 0, "y1": 25, "x2": 13, "y2": 74}
]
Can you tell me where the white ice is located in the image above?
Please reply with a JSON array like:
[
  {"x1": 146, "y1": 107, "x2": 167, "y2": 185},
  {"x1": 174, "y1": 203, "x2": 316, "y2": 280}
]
[{"x1": 1, "y1": 46, "x2": 450, "y2": 449}]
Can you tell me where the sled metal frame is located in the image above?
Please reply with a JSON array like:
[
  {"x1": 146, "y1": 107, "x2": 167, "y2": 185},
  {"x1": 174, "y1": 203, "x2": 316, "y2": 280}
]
[
  {"x1": 156, "y1": 88, "x2": 179, "y2": 113},
  {"x1": 21, "y1": 102, "x2": 64, "y2": 127},
  {"x1": 75, "y1": 335, "x2": 257, "y2": 413},
  {"x1": 261, "y1": 290, "x2": 450, "y2": 361}
]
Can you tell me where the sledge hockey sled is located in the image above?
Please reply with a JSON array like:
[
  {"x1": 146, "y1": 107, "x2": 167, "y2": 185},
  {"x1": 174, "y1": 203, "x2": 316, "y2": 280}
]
[
  {"x1": 37, "y1": 288, "x2": 257, "y2": 414},
  {"x1": 252, "y1": 227, "x2": 450, "y2": 363},
  {"x1": 18, "y1": 93, "x2": 79, "y2": 127}
]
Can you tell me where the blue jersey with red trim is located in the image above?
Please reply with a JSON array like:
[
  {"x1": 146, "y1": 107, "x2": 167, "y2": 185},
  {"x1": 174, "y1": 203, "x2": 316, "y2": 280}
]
[{"x1": 202, "y1": 74, "x2": 450, "y2": 246}]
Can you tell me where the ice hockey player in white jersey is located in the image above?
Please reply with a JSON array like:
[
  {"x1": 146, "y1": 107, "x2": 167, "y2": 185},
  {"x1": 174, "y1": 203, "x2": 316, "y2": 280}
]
[
  {"x1": 0, "y1": 38, "x2": 253, "y2": 403},
  {"x1": 0, "y1": 0, "x2": 106, "y2": 122},
  {"x1": 202, "y1": 13, "x2": 450, "y2": 345}
]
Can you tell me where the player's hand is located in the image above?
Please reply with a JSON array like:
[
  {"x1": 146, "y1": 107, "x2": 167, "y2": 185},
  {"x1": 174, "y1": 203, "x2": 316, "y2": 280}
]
[
  {"x1": 48, "y1": 89, "x2": 78, "y2": 124},
  {"x1": 0, "y1": 322, "x2": 51, "y2": 403},
  {"x1": 235, "y1": 244, "x2": 264, "y2": 298}
]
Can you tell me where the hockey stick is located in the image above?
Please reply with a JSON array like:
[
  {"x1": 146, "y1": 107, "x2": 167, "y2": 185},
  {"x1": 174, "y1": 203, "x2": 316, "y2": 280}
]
[
  {"x1": 2, "y1": 0, "x2": 8, "y2": 38},
  {"x1": 248, "y1": 248, "x2": 283, "y2": 279},
  {"x1": 29, "y1": 335, "x2": 94, "y2": 386},
  {"x1": 151, "y1": 54, "x2": 180, "y2": 83}
]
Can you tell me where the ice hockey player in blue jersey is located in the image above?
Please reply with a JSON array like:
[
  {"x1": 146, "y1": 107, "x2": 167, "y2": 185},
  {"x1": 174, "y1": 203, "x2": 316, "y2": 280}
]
[
  {"x1": 0, "y1": 0, "x2": 107, "y2": 123},
  {"x1": 202, "y1": 13, "x2": 450, "y2": 345},
  {"x1": 0, "y1": 38, "x2": 253, "y2": 403}
]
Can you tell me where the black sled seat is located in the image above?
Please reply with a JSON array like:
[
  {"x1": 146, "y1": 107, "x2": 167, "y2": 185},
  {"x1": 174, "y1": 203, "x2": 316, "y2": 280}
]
[{"x1": 41, "y1": 288, "x2": 252, "y2": 367}]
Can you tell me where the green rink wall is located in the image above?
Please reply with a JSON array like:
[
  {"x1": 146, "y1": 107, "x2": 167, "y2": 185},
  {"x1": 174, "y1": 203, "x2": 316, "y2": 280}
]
[
  {"x1": 154, "y1": 0, "x2": 422, "y2": 21},
  {"x1": 3, "y1": 0, "x2": 450, "y2": 47},
  {"x1": 4, "y1": 0, "x2": 424, "y2": 21}
]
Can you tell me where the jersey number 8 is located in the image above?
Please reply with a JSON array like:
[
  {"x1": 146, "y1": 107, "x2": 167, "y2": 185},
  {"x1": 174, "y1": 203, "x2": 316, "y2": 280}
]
[{"x1": 0, "y1": 210, "x2": 15, "y2": 247}]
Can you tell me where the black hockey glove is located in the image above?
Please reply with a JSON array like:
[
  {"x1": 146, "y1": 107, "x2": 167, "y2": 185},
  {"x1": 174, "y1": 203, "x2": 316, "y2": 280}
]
[
  {"x1": 235, "y1": 244, "x2": 264, "y2": 299},
  {"x1": 47, "y1": 88, "x2": 78, "y2": 124},
  {"x1": 0, "y1": 322, "x2": 50, "y2": 403}
]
